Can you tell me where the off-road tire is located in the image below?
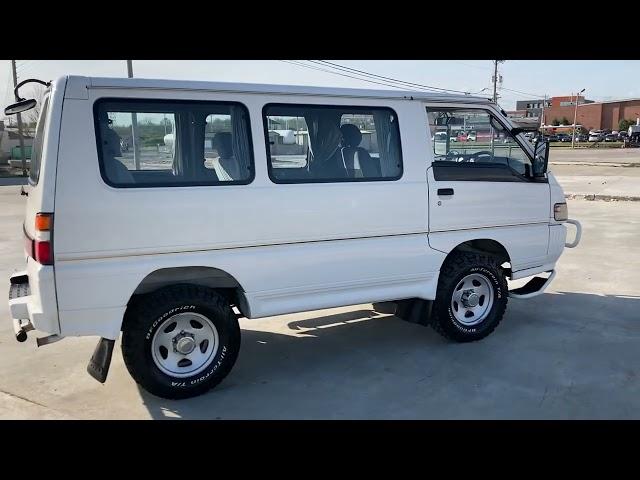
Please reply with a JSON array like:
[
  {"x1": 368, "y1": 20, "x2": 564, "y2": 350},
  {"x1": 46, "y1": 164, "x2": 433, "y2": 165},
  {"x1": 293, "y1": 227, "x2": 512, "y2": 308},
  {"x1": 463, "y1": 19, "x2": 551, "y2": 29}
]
[
  {"x1": 431, "y1": 252, "x2": 508, "y2": 342},
  {"x1": 121, "y1": 284, "x2": 240, "y2": 399}
]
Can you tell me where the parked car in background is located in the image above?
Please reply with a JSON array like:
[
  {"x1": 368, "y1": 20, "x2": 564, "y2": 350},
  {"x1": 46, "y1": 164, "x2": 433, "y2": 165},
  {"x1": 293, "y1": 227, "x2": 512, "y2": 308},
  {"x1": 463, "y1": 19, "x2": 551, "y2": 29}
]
[
  {"x1": 574, "y1": 133, "x2": 588, "y2": 142},
  {"x1": 557, "y1": 134, "x2": 572, "y2": 143},
  {"x1": 433, "y1": 132, "x2": 448, "y2": 142},
  {"x1": 604, "y1": 133, "x2": 618, "y2": 142},
  {"x1": 589, "y1": 132, "x2": 603, "y2": 142},
  {"x1": 618, "y1": 131, "x2": 628, "y2": 140},
  {"x1": 467, "y1": 131, "x2": 477, "y2": 141},
  {"x1": 546, "y1": 134, "x2": 559, "y2": 142}
]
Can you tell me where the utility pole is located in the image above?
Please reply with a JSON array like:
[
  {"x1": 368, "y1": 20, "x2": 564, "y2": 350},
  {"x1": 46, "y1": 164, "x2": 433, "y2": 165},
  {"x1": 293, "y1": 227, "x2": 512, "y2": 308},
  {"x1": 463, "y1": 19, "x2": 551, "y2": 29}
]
[
  {"x1": 11, "y1": 60, "x2": 27, "y2": 176},
  {"x1": 540, "y1": 95, "x2": 547, "y2": 135},
  {"x1": 490, "y1": 60, "x2": 504, "y2": 153},
  {"x1": 126, "y1": 60, "x2": 140, "y2": 169},
  {"x1": 572, "y1": 88, "x2": 585, "y2": 149},
  {"x1": 491, "y1": 60, "x2": 504, "y2": 104}
]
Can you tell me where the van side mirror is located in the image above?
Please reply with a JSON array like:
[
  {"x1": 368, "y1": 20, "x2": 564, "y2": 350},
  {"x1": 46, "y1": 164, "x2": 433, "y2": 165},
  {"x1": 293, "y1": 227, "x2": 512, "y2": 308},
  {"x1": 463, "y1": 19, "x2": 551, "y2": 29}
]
[
  {"x1": 4, "y1": 98, "x2": 37, "y2": 116},
  {"x1": 533, "y1": 137, "x2": 549, "y2": 177}
]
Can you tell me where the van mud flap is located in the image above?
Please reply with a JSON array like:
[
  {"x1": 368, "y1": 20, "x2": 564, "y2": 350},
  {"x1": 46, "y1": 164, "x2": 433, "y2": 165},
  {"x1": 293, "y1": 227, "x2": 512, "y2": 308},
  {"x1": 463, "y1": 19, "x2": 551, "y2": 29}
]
[
  {"x1": 87, "y1": 338, "x2": 115, "y2": 383},
  {"x1": 373, "y1": 299, "x2": 433, "y2": 326}
]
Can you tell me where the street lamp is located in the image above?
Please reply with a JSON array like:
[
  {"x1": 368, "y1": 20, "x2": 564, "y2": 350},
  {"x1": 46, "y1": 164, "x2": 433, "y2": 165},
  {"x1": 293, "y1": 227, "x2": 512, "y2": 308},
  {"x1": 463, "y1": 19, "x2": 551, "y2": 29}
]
[{"x1": 572, "y1": 88, "x2": 585, "y2": 149}]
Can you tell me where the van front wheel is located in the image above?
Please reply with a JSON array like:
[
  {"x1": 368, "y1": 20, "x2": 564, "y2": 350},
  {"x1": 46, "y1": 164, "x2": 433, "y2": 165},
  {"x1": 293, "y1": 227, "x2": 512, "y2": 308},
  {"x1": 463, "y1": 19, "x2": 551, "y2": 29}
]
[
  {"x1": 121, "y1": 285, "x2": 240, "y2": 399},
  {"x1": 431, "y1": 252, "x2": 507, "y2": 342}
]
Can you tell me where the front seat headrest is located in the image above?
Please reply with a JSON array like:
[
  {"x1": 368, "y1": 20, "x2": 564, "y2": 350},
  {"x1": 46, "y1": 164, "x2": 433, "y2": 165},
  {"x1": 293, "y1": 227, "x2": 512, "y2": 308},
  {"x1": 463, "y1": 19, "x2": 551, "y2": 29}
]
[
  {"x1": 340, "y1": 124, "x2": 362, "y2": 148},
  {"x1": 213, "y1": 132, "x2": 234, "y2": 158}
]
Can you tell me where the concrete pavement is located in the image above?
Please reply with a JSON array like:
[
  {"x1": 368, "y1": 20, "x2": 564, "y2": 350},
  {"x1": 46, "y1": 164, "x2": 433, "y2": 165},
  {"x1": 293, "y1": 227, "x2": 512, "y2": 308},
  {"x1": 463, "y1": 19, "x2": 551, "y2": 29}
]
[{"x1": 553, "y1": 174, "x2": 640, "y2": 201}]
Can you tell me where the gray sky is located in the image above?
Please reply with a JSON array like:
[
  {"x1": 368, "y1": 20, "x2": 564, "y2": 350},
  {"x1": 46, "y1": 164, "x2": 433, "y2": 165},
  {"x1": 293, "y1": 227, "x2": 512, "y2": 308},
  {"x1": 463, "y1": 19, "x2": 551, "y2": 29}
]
[{"x1": 2, "y1": 60, "x2": 639, "y2": 119}]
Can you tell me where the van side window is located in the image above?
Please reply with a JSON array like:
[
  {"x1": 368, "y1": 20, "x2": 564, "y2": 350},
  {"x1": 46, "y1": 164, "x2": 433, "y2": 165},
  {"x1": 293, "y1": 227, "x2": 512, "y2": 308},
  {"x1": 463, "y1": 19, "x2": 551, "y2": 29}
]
[
  {"x1": 29, "y1": 95, "x2": 50, "y2": 185},
  {"x1": 427, "y1": 108, "x2": 534, "y2": 182},
  {"x1": 94, "y1": 100, "x2": 254, "y2": 187},
  {"x1": 263, "y1": 104, "x2": 402, "y2": 183}
]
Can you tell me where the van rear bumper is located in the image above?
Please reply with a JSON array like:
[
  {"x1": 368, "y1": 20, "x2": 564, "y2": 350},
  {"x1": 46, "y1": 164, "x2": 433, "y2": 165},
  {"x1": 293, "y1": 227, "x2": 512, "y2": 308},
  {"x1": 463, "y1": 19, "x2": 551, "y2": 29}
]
[{"x1": 8, "y1": 260, "x2": 60, "y2": 339}]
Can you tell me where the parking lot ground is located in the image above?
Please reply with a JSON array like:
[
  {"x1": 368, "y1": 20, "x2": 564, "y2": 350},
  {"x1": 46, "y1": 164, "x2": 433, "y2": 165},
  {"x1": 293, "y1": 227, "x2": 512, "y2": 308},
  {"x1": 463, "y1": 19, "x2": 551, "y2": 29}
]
[
  {"x1": 550, "y1": 160, "x2": 640, "y2": 199},
  {"x1": 0, "y1": 186, "x2": 638, "y2": 419},
  {"x1": 549, "y1": 147, "x2": 640, "y2": 165}
]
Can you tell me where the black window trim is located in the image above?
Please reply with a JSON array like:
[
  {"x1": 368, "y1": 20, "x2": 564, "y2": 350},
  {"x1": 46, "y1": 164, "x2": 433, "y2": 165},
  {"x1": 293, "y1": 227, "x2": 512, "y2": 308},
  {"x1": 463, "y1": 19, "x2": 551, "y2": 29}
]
[
  {"x1": 427, "y1": 105, "x2": 548, "y2": 184},
  {"x1": 93, "y1": 97, "x2": 255, "y2": 189},
  {"x1": 262, "y1": 102, "x2": 404, "y2": 185}
]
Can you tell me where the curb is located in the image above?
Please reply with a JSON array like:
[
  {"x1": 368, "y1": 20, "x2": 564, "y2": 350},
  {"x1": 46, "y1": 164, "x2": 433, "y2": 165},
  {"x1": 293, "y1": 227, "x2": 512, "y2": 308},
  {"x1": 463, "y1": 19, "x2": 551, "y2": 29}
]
[
  {"x1": 565, "y1": 193, "x2": 640, "y2": 202},
  {"x1": 550, "y1": 161, "x2": 640, "y2": 167}
]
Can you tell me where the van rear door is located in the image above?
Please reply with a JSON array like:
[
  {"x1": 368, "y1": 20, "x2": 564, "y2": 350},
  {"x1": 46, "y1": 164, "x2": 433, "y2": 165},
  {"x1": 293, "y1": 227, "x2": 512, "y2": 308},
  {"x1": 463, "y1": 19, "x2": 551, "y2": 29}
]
[{"x1": 13, "y1": 77, "x2": 67, "y2": 336}]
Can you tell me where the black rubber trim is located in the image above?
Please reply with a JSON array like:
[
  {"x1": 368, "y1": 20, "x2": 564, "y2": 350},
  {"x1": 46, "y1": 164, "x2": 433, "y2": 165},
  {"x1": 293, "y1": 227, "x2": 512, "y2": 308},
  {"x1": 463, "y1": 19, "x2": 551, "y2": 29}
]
[
  {"x1": 10, "y1": 274, "x2": 29, "y2": 285},
  {"x1": 87, "y1": 338, "x2": 116, "y2": 383},
  {"x1": 433, "y1": 162, "x2": 538, "y2": 183}
]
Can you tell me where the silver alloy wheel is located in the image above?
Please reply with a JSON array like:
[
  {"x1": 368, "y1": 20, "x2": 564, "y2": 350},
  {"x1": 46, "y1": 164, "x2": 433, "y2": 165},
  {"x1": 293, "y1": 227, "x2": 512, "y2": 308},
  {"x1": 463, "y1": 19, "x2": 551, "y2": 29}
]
[
  {"x1": 450, "y1": 273, "x2": 494, "y2": 326},
  {"x1": 151, "y1": 312, "x2": 219, "y2": 378}
]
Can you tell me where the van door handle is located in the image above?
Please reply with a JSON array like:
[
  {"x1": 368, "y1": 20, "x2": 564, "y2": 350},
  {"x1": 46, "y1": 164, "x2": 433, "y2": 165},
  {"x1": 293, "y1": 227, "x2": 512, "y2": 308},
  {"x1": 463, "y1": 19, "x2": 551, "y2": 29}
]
[{"x1": 437, "y1": 188, "x2": 454, "y2": 196}]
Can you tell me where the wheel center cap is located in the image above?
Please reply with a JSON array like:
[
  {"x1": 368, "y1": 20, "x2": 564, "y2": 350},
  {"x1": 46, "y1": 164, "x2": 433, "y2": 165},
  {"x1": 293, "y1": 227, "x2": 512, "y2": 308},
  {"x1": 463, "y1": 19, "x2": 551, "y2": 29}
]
[
  {"x1": 462, "y1": 291, "x2": 479, "y2": 308},
  {"x1": 176, "y1": 336, "x2": 196, "y2": 355}
]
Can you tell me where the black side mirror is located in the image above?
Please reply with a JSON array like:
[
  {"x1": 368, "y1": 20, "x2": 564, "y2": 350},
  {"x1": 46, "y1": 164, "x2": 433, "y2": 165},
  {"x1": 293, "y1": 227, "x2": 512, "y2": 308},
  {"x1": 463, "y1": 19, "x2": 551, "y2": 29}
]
[
  {"x1": 533, "y1": 137, "x2": 549, "y2": 177},
  {"x1": 4, "y1": 98, "x2": 37, "y2": 116}
]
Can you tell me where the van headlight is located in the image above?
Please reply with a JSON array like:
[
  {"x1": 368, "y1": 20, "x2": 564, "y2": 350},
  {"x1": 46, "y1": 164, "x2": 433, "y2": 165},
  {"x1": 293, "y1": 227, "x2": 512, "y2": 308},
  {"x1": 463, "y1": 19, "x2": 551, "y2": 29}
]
[{"x1": 554, "y1": 202, "x2": 568, "y2": 221}]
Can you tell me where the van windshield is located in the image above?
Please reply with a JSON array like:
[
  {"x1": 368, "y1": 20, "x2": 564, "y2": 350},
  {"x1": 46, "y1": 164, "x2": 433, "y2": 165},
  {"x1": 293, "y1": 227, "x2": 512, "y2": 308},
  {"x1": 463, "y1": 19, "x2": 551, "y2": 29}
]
[{"x1": 29, "y1": 95, "x2": 50, "y2": 185}]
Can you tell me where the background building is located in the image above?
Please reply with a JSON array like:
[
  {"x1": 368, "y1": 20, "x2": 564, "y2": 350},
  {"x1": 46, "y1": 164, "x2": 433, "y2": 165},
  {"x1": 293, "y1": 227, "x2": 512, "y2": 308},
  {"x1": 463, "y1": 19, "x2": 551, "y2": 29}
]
[
  {"x1": 515, "y1": 99, "x2": 552, "y2": 120},
  {"x1": 544, "y1": 96, "x2": 639, "y2": 131}
]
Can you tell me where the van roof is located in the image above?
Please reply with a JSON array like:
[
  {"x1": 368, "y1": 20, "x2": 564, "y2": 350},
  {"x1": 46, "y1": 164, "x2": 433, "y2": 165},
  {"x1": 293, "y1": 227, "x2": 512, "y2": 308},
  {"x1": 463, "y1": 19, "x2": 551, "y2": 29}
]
[{"x1": 67, "y1": 75, "x2": 493, "y2": 104}]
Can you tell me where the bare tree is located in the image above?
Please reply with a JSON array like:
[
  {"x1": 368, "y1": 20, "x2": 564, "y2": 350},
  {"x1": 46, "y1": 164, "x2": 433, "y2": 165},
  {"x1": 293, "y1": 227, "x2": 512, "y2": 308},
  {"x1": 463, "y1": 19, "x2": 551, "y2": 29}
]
[{"x1": 22, "y1": 85, "x2": 47, "y2": 136}]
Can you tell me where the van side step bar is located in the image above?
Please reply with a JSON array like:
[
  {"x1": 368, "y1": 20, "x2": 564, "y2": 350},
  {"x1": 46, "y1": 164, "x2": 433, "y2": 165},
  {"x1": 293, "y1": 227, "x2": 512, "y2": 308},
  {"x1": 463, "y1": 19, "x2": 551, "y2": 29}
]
[{"x1": 508, "y1": 270, "x2": 556, "y2": 299}]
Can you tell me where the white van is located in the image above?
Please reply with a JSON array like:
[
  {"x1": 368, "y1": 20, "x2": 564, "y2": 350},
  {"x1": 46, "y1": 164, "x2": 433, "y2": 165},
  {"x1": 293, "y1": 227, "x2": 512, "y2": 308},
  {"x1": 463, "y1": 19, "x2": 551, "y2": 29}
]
[{"x1": 6, "y1": 76, "x2": 581, "y2": 399}]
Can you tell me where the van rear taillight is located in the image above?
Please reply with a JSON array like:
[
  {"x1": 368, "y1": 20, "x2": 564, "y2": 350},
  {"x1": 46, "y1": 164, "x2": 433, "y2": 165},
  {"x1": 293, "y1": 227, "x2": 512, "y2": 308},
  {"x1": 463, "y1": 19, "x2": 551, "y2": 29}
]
[
  {"x1": 24, "y1": 213, "x2": 54, "y2": 265},
  {"x1": 35, "y1": 213, "x2": 53, "y2": 232},
  {"x1": 34, "y1": 240, "x2": 53, "y2": 264}
]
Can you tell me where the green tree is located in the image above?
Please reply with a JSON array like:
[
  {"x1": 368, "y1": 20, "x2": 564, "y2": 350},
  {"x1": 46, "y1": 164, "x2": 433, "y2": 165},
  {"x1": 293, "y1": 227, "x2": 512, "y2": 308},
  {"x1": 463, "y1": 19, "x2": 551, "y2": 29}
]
[
  {"x1": 561, "y1": 117, "x2": 570, "y2": 126},
  {"x1": 552, "y1": 118, "x2": 560, "y2": 126},
  {"x1": 619, "y1": 119, "x2": 636, "y2": 132}
]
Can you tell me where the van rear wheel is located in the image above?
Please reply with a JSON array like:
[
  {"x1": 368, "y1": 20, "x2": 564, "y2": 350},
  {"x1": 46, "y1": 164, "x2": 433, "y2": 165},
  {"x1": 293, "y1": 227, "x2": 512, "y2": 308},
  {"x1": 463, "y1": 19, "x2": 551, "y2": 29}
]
[
  {"x1": 431, "y1": 252, "x2": 508, "y2": 342},
  {"x1": 121, "y1": 284, "x2": 240, "y2": 399}
]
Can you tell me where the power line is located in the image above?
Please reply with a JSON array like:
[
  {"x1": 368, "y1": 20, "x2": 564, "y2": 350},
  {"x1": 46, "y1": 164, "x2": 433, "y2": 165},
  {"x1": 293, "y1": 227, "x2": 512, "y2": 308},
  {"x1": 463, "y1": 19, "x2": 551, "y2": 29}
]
[
  {"x1": 308, "y1": 60, "x2": 442, "y2": 92},
  {"x1": 312, "y1": 60, "x2": 471, "y2": 95},
  {"x1": 280, "y1": 60, "x2": 422, "y2": 91},
  {"x1": 501, "y1": 87, "x2": 547, "y2": 99}
]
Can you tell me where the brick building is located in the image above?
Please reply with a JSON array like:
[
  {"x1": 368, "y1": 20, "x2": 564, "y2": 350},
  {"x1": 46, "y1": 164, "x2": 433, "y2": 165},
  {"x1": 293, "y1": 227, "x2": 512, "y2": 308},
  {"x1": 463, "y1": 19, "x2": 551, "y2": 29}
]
[{"x1": 544, "y1": 96, "x2": 640, "y2": 131}]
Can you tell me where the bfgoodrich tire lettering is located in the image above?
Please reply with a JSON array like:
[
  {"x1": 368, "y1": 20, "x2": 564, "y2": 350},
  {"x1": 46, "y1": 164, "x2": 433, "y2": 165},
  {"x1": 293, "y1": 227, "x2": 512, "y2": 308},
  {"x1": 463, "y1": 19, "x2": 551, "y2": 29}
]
[
  {"x1": 122, "y1": 284, "x2": 240, "y2": 399},
  {"x1": 431, "y1": 252, "x2": 508, "y2": 342}
]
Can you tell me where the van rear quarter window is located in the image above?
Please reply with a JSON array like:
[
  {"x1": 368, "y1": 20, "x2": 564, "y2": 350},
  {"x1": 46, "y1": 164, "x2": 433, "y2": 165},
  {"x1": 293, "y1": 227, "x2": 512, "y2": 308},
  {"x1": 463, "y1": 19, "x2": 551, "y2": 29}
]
[
  {"x1": 29, "y1": 95, "x2": 50, "y2": 185},
  {"x1": 263, "y1": 104, "x2": 403, "y2": 183},
  {"x1": 93, "y1": 99, "x2": 254, "y2": 187}
]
